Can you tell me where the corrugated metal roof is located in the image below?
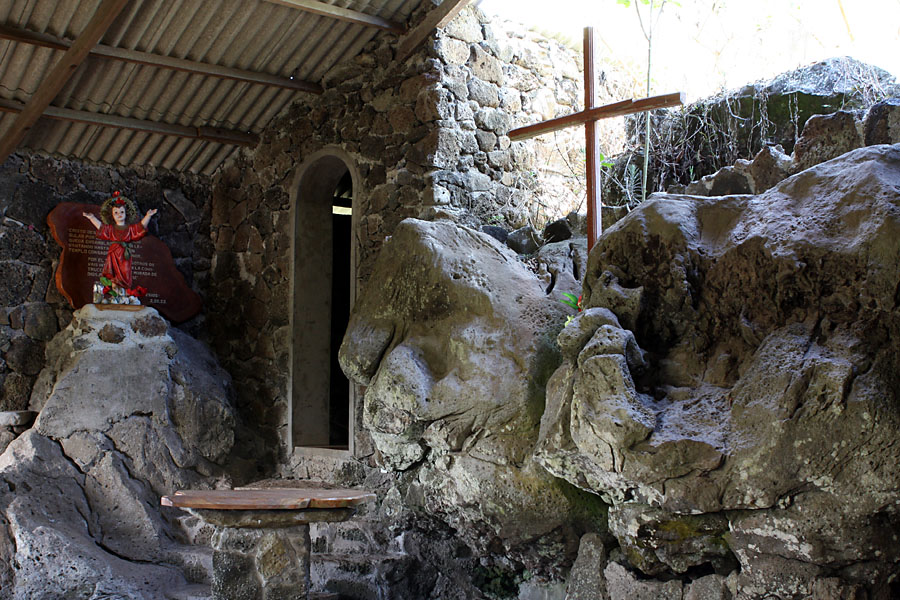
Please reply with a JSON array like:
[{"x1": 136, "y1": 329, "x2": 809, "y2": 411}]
[{"x1": 0, "y1": 0, "x2": 421, "y2": 175}]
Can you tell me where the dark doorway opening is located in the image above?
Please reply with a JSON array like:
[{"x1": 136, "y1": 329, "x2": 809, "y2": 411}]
[
  {"x1": 329, "y1": 172, "x2": 352, "y2": 447},
  {"x1": 292, "y1": 153, "x2": 356, "y2": 452}
]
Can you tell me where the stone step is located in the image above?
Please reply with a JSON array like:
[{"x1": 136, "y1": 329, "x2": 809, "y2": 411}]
[
  {"x1": 312, "y1": 552, "x2": 411, "y2": 599},
  {"x1": 164, "y1": 583, "x2": 210, "y2": 600},
  {"x1": 162, "y1": 585, "x2": 341, "y2": 600},
  {"x1": 164, "y1": 545, "x2": 214, "y2": 585}
]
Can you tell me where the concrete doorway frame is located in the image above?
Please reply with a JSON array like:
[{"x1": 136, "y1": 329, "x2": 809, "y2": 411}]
[{"x1": 288, "y1": 147, "x2": 360, "y2": 456}]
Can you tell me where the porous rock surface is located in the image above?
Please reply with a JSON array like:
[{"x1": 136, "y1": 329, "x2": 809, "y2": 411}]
[
  {"x1": 0, "y1": 305, "x2": 235, "y2": 599},
  {"x1": 339, "y1": 219, "x2": 601, "y2": 571},
  {"x1": 541, "y1": 145, "x2": 900, "y2": 597}
]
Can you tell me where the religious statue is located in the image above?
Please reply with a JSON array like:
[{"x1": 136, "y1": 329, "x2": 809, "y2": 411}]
[{"x1": 82, "y1": 191, "x2": 157, "y2": 305}]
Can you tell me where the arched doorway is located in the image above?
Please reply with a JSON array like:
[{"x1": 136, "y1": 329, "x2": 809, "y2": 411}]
[{"x1": 290, "y1": 149, "x2": 359, "y2": 452}]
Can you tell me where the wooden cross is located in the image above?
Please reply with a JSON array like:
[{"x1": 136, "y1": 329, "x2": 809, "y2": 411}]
[{"x1": 509, "y1": 27, "x2": 684, "y2": 250}]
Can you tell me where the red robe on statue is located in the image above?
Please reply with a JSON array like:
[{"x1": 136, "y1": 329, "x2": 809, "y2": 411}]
[{"x1": 97, "y1": 223, "x2": 146, "y2": 289}]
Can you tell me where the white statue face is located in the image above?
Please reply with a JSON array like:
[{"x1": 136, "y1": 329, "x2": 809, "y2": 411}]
[{"x1": 112, "y1": 205, "x2": 127, "y2": 226}]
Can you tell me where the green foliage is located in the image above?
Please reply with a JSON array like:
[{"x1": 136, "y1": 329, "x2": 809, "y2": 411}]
[
  {"x1": 597, "y1": 152, "x2": 615, "y2": 169},
  {"x1": 559, "y1": 292, "x2": 580, "y2": 311},
  {"x1": 560, "y1": 292, "x2": 584, "y2": 327},
  {"x1": 99, "y1": 276, "x2": 119, "y2": 297}
]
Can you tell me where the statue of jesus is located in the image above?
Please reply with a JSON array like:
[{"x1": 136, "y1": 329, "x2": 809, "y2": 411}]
[{"x1": 82, "y1": 191, "x2": 157, "y2": 295}]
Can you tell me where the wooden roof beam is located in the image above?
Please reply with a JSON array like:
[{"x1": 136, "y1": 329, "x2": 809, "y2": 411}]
[
  {"x1": 0, "y1": 98, "x2": 259, "y2": 147},
  {"x1": 395, "y1": 0, "x2": 473, "y2": 63},
  {"x1": 0, "y1": 24, "x2": 323, "y2": 94},
  {"x1": 264, "y1": 0, "x2": 405, "y2": 33},
  {"x1": 0, "y1": 0, "x2": 129, "y2": 164}
]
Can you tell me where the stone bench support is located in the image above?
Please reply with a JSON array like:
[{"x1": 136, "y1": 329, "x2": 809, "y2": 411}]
[{"x1": 162, "y1": 487, "x2": 375, "y2": 600}]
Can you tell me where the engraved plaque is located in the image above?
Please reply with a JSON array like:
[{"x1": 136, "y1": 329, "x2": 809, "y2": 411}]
[{"x1": 48, "y1": 203, "x2": 202, "y2": 323}]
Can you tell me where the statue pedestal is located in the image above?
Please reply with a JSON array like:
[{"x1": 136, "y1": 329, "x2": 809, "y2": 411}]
[{"x1": 161, "y1": 487, "x2": 375, "y2": 600}]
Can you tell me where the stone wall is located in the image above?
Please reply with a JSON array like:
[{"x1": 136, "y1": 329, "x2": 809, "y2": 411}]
[
  {"x1": 206, "y1": 5, "x2": 629, "y2": 461},
  {"x1": 0, "y1": 151, "x2": 212, "y2": 414}
]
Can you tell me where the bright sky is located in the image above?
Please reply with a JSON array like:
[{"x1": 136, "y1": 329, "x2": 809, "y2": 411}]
[{"x1": 476, "y1": 0, "x2": 900, "y2": 101}]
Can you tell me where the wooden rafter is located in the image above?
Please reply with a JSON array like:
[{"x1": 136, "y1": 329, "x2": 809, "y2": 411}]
[
  {"x1": 0, "y1": 0, "x2": 129, "y2": 164},
  {"x1": 395, "y1": 0, "x2": 473, "y2": 63},
  {"x1": 0, "y1": 25, "x2": 322, "y2": 94},
  {"x1": 264, "y1": 0, "x2": 405, "y2": 33},
  {"x1": 0, "y1": 98, "x2": 259, "y2": 147}
]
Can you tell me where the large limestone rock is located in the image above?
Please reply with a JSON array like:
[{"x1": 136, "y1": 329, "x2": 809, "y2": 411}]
[
  {"x1": 539, "y1": 145, "x2": 900, "y2": 597},
  {"x1": 340, "y1": 219, "x2": 602, "y2": 570},
  {"x1": 0, "y1": 305, "x2": 236, "y2": 598}
]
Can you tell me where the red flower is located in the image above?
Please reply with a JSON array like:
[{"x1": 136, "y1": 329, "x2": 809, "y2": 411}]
[
  {"x1": 127, "y1": 286, "x2": 148, "y2": 297},
  {"x1": 102, "y1": 285, "x2": 111, "y2": 295},
  {"x1": 577, "y1": 295, "x2": 583, "y2": 311},
  {"x1": 114, "y1": 199, "x2": 125, "y2": 206}
]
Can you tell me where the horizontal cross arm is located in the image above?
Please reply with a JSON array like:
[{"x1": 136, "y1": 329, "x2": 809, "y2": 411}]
[{"x1": 509, "y1": 92, "x2": 685, "y2": 141}]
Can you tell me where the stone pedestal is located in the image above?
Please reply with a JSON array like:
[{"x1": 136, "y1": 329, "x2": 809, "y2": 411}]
[
  {"x1": 161, "y1": 488, "x2": 375, "y2": 600},
  {"x1": 212, "y1": 525, "x2": 311, "y2": 600}
]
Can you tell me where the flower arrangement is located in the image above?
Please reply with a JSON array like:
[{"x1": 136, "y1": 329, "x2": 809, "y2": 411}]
[{"x1": 560, "y1": 292, "x2": 583, "y2": 326}]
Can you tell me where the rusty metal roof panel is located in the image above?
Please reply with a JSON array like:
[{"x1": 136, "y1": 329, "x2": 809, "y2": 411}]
[{"x1": 0, "y1": 0, "x2": 423, "y2": 175}]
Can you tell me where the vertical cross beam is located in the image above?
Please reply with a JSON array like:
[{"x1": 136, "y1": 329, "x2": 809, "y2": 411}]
[{"x1": 583, "y1": 27, "x2": 602, "y2": 249}]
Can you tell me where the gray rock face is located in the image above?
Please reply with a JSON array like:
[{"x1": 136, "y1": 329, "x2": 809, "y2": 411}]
[
  {"x1": 507, "y1": 225, "x2": 543, "y2": 254},
  {"x1": 0, "y1": 305, "x2": 236, "y2": 598},
  {"x1": 605, "y1": 561, "x2": 682, "y2": 600},
  {"x1": 565, "y1": 533, "x2": 609, "y2": 600},
  {"x1": 748, "y1": 144, "x2": 795, "y2": 193},
  {"x1": 793, "y1": 110, "x2": 864, "y2": 171},
  {"x1": 539, "y1": 145, "x2": 900, "y2": 597},
  {"x1": 864, "y1": 98, "x2": 900, "y2": 145},
  {"x1": 339, "y1": 219, "x2": 603, "y2": 571}
]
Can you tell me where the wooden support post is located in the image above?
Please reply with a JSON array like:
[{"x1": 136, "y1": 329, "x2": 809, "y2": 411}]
[
  {"x1": 0, "y1": 0, "x2": 129, "y2": 164},
  {"x1": 584, "y1": 27, "x2": 602, "y2": 249},
  {"x1": 507, "y1": 25, "x2": 684, "y2": 254}
]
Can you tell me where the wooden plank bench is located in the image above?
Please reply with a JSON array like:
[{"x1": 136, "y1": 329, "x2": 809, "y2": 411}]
[{"x1": 162, "y1": 487, "x2": 375, "y2": 600}]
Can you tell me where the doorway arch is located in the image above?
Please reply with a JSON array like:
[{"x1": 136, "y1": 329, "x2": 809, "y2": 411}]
[{"x1": 289, "y1": 148, "x2": 360, "y2": 452}]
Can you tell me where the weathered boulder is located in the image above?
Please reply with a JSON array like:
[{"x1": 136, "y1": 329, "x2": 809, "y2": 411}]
[
  {"x1": 684, "y1": 165, "x2": 753, "y2": 197},
  {"x1": 748, "y1": 144, "x2": 795, "y2": 193},
  {"x1": 543, "y1": 218, "x2": 572, "y2": 243},
  {"x1": 0, "y1": 304, "x2": 236, "y2": 598},
  {"x1": 507, "y1": 225, "x2": 543, "y2": 254},
  {"x1": 565, "y1": 533, "x2": 609, "y2": 600},
  {"x1": 864, "y1": 98, "x2": 900, "y2": 145},
  {"x1": 0, "y1": 431, "x2": 194, "y2": 599},
  {"x1": 532, "y1": 237, "x2": 588, "y2": 300},
  {"x1": 793, "y1": 110, "x2": 863, "y2": 171},
  {"x1": 605, "y1": 561, "x2": 682, "y2": 600},
  {"x1": 538, "y1": 145, "x2": 900, "y2": 596},
  {"x1": 339, "y1": 219, "x2": 604, "y2": 571}
]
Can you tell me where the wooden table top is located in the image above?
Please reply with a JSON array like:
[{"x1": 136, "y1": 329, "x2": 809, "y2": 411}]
[{"x1": 160, "y1": 487, "x2": 376, "y2": 511}]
